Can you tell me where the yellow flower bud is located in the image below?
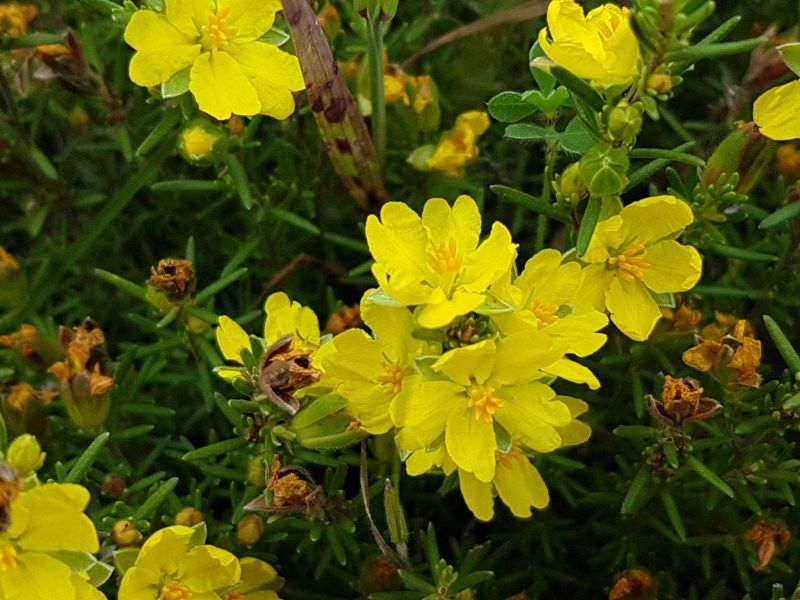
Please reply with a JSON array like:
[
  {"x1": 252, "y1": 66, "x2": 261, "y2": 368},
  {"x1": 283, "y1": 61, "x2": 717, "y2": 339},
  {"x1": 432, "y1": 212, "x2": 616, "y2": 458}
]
[
  {"x1": 646, "y1": 73, "x2": 673, "y2": 95},
  {"x1": 174, "y1": 507, "x2": 204, "y2": 527},
  {"x1": 6, "y1": 434, "x2": 45, "y2": 476},
  {"x1": 237, "y1": 514, "x2": 264, "y2": 546},
  {"x1": 112, "y1": 519, "x2": 141, "y2": 547},
  {"x1": 178, "y1": 120, "x2": 224, "y2": 164}
]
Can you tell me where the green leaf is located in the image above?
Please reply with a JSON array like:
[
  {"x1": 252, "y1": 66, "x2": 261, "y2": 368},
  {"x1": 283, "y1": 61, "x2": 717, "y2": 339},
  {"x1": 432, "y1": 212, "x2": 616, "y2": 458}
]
[
  {"x1": 629, "y1": 147, "x2": 705, "y2": 167},
  {"x1": 367, "y1": 288, "x2": 403, "y2": 307},
  {"x1": 529, "y1": 41, "x2": 556, "y2": 93},
  {"x1": 487, "y1": 91, "x2": 538, "y2": 123},
  {"x1": 450, "y1": 570, "x2": 494, "y2": 594},
  {"x1": 504, "y1": 123, "x2": 558, "y2": 141},
  {"x1": 112, "y1": 547, "x2": 140, "y2": 577},
  {"x1": 758, "y1": 202, "x2": 800, "y2": 230},
  {"x1": 397, "y1": 570, "x2": 436, "y2": 593},
  {"x1": 195, "y1": 267, "x2": 248, "y2": 303},
  {"x1": 559, "y1": 117, "x2": 594, "y2": 155},
  {"x1": 65, "y1": 432, "x2": 110, "y2": 483},
  {"x1": 261, "y1": 25, "x2": 291, "y2": 47},
  {"x1": 686, "y1": 455, "x2": 734, "y2": 498},
  {"x1": 161, "y1": 67, "x2": 190, "y2": 99},
  {"x1": 626, "y1": 141, "x2": 694, "y2": 191},
  {"x1": 576, "y1": 197, "x2": 602, "y2": 258},
  {"x1": 291, "y1": 395, "x2": 349, "y2": 430},
  {"x1": 224, "y1": 155, "x2": 254, "y2": 209},
  {"x1": 182, "y1": 438, "x2": 248, "y2": 461},
  {"x1": 665, "y1": 37, "x2": 766, "y2": 64},
  {"x1": 764, "y1": 315, "x2": 800, "y2": 375},
  {"x1": 132, "y1": 477, "x2": 179, "y2": 520},
  {"x1": 778, "y1": 42, "x2": 800, "y2": 76},
  {"x1": 621, "y1": 467, "x2": 651, "y2": 514},
  {"x1": 136, "y1": 110, "x2": 181, "y2": 157},
  {"x1": 659, "y1": 489, "x2": 687, "y2": 542},
  {"x1": 550, "y1": 66, "x2": 604, "y2": 111},
  {"x1": 493, "y1": 421, "x2": 513, "y2": 453},
  {"x1": 525, "y1": 87, "x2": 570, "y2": 116},
  {"x1": 473, "y1": 295, "x2": 515, "y2": 315},
  {"x1": 613, "y1": 425, "x2": 660, "y2": 439},
  {"x1": 490, "y1": 184, "x2": 570, "y2": 224},
  {"x1": 94, "y1": 269, "x2": 147, "y2": 300},
  {"x1": 407, "y1": 144, "x2": 436, "y2": 170},
  {"x1": 711, "y1": 244, "x2": 778, "y2": 263}
]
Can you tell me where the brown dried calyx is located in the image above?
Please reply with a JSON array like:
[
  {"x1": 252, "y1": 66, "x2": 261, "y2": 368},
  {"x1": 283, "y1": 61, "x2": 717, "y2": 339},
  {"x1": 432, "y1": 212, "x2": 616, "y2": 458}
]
[
  {"x1": 258, "y1": 336, "x2": 320, "y2": 414},
  {"x1": 609, "y1": 569, "x2": 656, "y2": 600},
  {"x1": 647, "y1": 376, "x2": 721, "y2": 428},
  {"x1": 149, "y1": 258, "x2": 196, "y2": 302},
  {"x1": 744, "y1": 521, "x2": 791, "y2": 571}
]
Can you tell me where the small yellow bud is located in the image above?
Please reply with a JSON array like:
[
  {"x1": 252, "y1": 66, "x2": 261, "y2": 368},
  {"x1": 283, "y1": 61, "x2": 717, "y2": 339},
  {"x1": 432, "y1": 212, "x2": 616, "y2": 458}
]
[
  {"x1": 112, "y1": 519, "x2": 141, "y2": 547},
  {"x1": 237, "y1": 514, "x2": 264, "y2": 546},
  {"x1": 646, "y1": 73, "x2": 673, "y2": 95},
  {"x1": 174, "y1": 507, "x2": 204, "y2": 527},
  {"x1": 177, "y1": 120, "x2": 224, "y2": 164},
  {"x1": 554, "y1": 162, "x2": 586, "y2": 200},
  {"x1": 246, "y1": 455, "x2": 266, "y2": 488},
  {"x1": 6, "y1": 434, "x2": 45, "y2": 476},
  {"x1": 68, "y1": 106, "x2": 90, "y2": 133}
]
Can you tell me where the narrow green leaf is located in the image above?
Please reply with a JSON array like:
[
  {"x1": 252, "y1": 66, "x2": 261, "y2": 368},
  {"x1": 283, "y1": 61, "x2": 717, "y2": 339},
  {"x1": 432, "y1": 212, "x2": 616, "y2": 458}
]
[
  {"x1": 764, "y1": 315, "x2": 800, "y2": 375},
  {"x1": 132, "y1": 477, "x2": 179, "y2": 520},
  {"x1": 686, "y1": 456, "x2": 734, "y2": 498},
  {"x1": 665, "y1": 37, "x2": 766, "y2": 64},
  {"x1": 224, "y1": 155, "x2": 253, "y2": 209},
  {"x1": 136, "y1": 110, "x2": 181, "y2": 157},
  {"x1": 195, "y1": 267, "x2": 248, "y2": 303},
  {"x1": 576, "y1": 197, "x2": 602, "y2": 258},
  {"x1": 629, "y1": 147, "x2": 705, "y2": 167},
  {"x1": 621, "y1": 467, "x2": 651, "y2": 514},
  {"x1": 711, "y1": 244, "x2": 778, "y2": 263},
  {"x1": 397, "y1": 570, "x2": 436, "y2": 593},
  {"x1": 758, "y1": 202, "x2": 800, "y2": 230},
  {"x1": 182, "y1": 438, "x2": 248, "y2": 461},
  {"x1": 504, "y1": 123, "x2": 558, "y2": 141},
  {"x1": 291, "y1": 395, "x2": 349, "y2": 430},
  {"x1": 660, "y1": 489, "x2": 687, "y2": 542},
  {"x1": 268, "y1": 207, "x2": 322, "y2": 235},
  {"x1": 490, "y1": 184, "x2": 570, "y2": 223},
  {"x1": 151, "y1": 180, "x2": 228, "y2": 193},
  {"x1": 778, "y1": 42, "x2": 800, "y2": 76},
  {"x1": 65, "y1": 432, "x2": 110, "y2": 483},
  {"x1": 94, "y1": 269, "x2": 147, "y2": 300},
  {"x1": 626, "y1": 142, "x2": 694, "y2": 190},
  {"x1": 450, "y1": 571, "x2": 493, "y2": 594}
]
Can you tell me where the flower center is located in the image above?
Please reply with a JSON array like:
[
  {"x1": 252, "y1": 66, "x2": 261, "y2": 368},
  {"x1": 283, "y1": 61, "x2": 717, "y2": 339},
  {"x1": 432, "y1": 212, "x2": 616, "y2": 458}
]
[
  {"x1": 162, "y1": 581, "x2": 192, "y2": 600},
  {"x1": 528, "y1": 299, "x2": 560, "y2": 328},
  {"x1": 202, "y1": 6, "x2": 237, "y2": 50},
  {"x1": 377, "y1": 360, "x2": 407, "y2": 395},
  {"x1": 608, "y1": 244, "x2": 648, "y2": 282},
  {"x1": 467, "y1": 384, "x2": 502, "y2": 422},
  {"x1": 427, "y1": 238, "x2": 463, "y2": 289},
  {"x1": 0, "y1": 544, "x2": 17, "y2": 572}
]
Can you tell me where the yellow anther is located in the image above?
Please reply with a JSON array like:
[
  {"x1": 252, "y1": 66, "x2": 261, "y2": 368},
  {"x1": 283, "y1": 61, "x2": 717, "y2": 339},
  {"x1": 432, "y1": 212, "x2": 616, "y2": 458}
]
[
  {"x1": 467, "y1": 384, "x2": 502, "y2": 422},
  {"x1": 202, "y1": 6, "x2": 237, "y2": 50},
  {"x1": 162, "y1": 581, "x2": 192, "y2": 600},
  {"x1": 528, "y1": 299, "x2": 560, "y2": 328},
  {"x1": 608, "y1": 243, "x2": 648, "y2": 282}
]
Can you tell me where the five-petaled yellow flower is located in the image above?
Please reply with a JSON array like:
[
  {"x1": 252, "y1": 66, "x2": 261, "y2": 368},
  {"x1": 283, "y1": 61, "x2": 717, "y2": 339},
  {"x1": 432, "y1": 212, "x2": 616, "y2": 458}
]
[
  {"x1": 576, "y1": 195, "x2": 702, "y2": 342},
  {"x1": 119, "y1": 525, "x2": 241, "y2": 599},
  {"x1": 538, "y1": 0, "x2": 640, "y2": 87},
  {"x1": 322, "y1": 298, "x2": 426, "y2": 434},
  {"x1": 219, "y1": 557, "x2": 284, "y2": 599},
  {"x1": 365, "y1": 195, "x2": 517, "y2": 329},
  {"x1": 0, "y1": 483, "x2": 101, "y2": 600},
  {"x1": 124, "y1": 0, "x2": 305, "y2": 120},
  {"x1": 390, "y1": 333, "x2": 579, "y2": 482}
]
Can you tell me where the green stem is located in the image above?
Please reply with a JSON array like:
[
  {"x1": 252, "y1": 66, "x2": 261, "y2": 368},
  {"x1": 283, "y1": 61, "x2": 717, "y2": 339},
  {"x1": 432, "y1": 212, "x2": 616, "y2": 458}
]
[
  {"x1": 366, "y1": 9, "x2": 386, "y2": 168},
  {"x1": 537, "y1": 138, "x2": 559, "y2": 251}
]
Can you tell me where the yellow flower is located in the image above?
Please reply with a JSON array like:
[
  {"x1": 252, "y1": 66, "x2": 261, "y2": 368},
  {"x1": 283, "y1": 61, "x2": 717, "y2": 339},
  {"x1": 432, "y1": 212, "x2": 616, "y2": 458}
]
[
  {"x1": 576, "y1": 196, "x2": 702, "y2": 341},
  {"x1": 215, "y1": 292, "x2": 321, "y2": 379},
  {"x1": 322, "y1": 298, "x2": 426, "y2": 434},
  {"x1": 491, "y1": 249, "x2": 608, "y2": 388},
  {"x1": 1, "y1": 483, "x2": 100, "y2": 600},
  {"x1": 365, "y1": 195, "x2": 516, "y2": 329},
  {"x1": 123, "y1": 0, "x2": 305, "y2": 120},
  {"x1": 754, "y1": 80, "x2": 800, "y2": 141},
  {"x1": 118, "y1": 525, "x2": 241, "y2": 600},
  {"x1": 538, "y1": 0, "x2": 640, "y2": 87},
  {"x1": 406, "y1": 397, "x2": 590, "y2": 521},
  {"x1": 220, "y1": 557, "x2": 283, "y2": 600},
  {"x1": 390, "y1": 333, "x2": 575, "y2": 482},
  {"x1": 426, "y1": 112, "x2": 490, "y2": 177},
  {"x1": 0, "y1": 3, "x2": 37, "y2": 37}
]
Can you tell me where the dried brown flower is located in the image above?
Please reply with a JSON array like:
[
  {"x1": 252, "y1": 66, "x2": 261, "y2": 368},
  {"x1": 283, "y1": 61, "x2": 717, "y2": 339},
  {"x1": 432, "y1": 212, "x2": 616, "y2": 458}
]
[
  {"x1": 149, "y1": 258, "x2": 196, "y2": 302},
  {"x1": 258, "y1": 336, "x2": 320, "y2": 414},
  {"x1": 648, "y1": 376, "x2": 721, "y2": 428},
  {"x1": 744, "y1": 522, "x2": 791, "y2": 571},
  {"x1": 609, "y1": 569, "x2": 656, "y2": 600},
  {"x1": 325, "y1": 304, "x2": 363, "y2": 334}
]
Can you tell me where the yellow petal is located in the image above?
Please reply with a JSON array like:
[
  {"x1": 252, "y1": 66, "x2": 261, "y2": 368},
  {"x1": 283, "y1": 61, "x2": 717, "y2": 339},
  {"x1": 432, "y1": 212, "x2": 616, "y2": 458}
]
[
  {"x1": 219, "y1": 0, "x2": 281, "y2": 40},
  {"x1": 544, "y1": 310, "x2": 608, "y2": 357},
  {"x1": 641, "y1": 239, "x2": 702, "y2": 293},
  {"x1": 538, "y1": 29, "x2": 609, "y2": 82},
  {"x1": 545, "y1": 0, "x2": 593, "y2": 43},
  {"x1": 165, "y1": 0, "x2": 213, "y2": 36},
  {"x1": 391, "y1": 378, "x2": 462, "y2": 450},
  {"x1": 445, "y1": 406, "x2": 496, "y2": 482},
  {"x1": 459, "y1": 222, "x2": 517, "y2": 293},
  {"x1": 360, "y1": 298, "x2": 421, "y2": 361},
  {"x1": 573, "y1": 263, "x2": 615, "y2": 313},
  {"x1": 10, "y1": 484, "x2": 98, "y2": 553},
  {"x1": 490, "y1": 331, "x2": 565, "y2": 386},
  {"x1": 754, "y1": 80, "x2": 800, "y2": 141},
  {"x1": 178, "y1": 545, "x2": 241, "y2": 591},
  {"x1": 581, "y1": 215, "x2": 622, "y2": 264},
  {"x1": 365, "y1": 203, "x2": 430, "y2": 282},
  {"x1": 189, "y1": 51, "x2": 260, "y2": 119},
  {"x1": 236, "y1": 557, "x2": 279, "y2": 594},
  {"x1": 554, "y1": 396, "x2": 592, "y2": 447},
  {"x1": 495, "y1": 383, "x2": 568, "y2": 452},
  {"x1": 432, "y1": 340, "x2": 495, "y2": 387},
  {"x1": 605, "y1": 276, "x2": 661, "y2": 341},
  {"x1": 421, "y1": 195, "x2": 481, "y2": 254},
  {"x1": 2, "y1": 551, "x2": 76, "y2": 600},
  {"x1": 264, "y1": 292, "x2": 320, "y2": 346},
  {"x1": 124, "y1": 10, "x2": 200, "y2": 86},
  {"x1": 215, "y1": 316, "x2": 250, "y2": 363},
  {"x1": 494, "y1": 455, "x2": 549, "y2": 517},
  {"x1": 415, "y1": 289, "x2": 485, "y2": 329},
  {"x1": 456, "y1": 112, "x2": 490, "y2": 137},
  {"x1": 618, "y1": 195, "x2": 694, "y2": 246},
  {"x1": 135, "y1": 525, "x2": 195, "y2": 576},
  {"x1": 542, "y1": 357, "x2": 600, "y2": 389},
  {"x1": 458, "y1": 469, "x2": 494, "y2": 522},
  {"x1": 227, "y1": 41, "x2": 304, "y2": 119},
  {"x1": 342, "y1": 384, "x2": 394, "y2": 435},
  {"x1": 406, "y1": 448, "x2": 442, "y2": 475},
  {"x1": 516, "y1": 249, "x2": 581, "y2": 306}
]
